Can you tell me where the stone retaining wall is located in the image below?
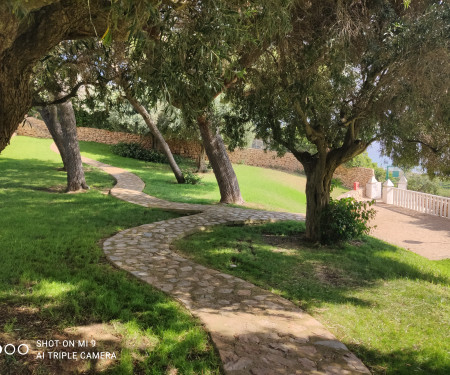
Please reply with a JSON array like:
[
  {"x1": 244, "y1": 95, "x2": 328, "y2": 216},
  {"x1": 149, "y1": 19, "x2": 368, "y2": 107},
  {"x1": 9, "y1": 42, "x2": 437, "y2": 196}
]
[
  {"x1": 16, "y1": 118, "x2": 374, "y2": 188},
  {"x1": 228, "y1": 148, "x2": 304, "y2": 173},
  {"x1": 17, "y1": 117, "x2": 203, "y2": 159},
  {"x1": 334, "y1": 166, "x2": 374, "y2": 190}
]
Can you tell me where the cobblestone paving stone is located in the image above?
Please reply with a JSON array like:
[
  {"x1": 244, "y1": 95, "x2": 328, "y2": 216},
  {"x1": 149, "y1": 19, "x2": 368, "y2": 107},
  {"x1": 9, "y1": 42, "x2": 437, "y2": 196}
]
[{"x1": 74, "y1": 147, "x2": 370, "y2": 374}]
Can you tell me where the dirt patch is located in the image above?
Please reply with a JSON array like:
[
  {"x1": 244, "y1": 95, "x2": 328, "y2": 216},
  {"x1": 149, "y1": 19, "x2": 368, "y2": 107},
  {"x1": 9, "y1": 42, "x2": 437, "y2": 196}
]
[
  {"x1": 312, "y1": 263, "x2": 347, "y2": 286},
  {"x1": 261, "y1": 234, "x2": 309, "y2": 252},
  {"x1": 260, "y1": 234, "x2": 352, "y2": 286},
  {"x1": 34, "y1": 185, "x2": 67, "y2": 193},
  {"x1": 0, "y1": 304, "x2": 125, "y2": 374}
]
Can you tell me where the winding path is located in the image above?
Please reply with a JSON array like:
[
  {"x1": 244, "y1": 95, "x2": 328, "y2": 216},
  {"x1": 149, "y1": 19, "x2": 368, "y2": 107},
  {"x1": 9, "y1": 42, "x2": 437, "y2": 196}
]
[{"x1": 70, "y1": 144, "x2": 370, "y2": 374}]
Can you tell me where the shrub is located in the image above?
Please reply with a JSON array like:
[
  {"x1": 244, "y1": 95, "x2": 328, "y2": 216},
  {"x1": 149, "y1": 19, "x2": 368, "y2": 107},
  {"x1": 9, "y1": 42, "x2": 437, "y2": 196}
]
[
  {"x1": 111, "y1": 142, "x2": 182, "y2": 164},
  {"x1": 320, "y1": 198, "x2": 376, "y2": 244},
  {"x1": 182, "y1": 170, "x2": 202, "y2": 185}
]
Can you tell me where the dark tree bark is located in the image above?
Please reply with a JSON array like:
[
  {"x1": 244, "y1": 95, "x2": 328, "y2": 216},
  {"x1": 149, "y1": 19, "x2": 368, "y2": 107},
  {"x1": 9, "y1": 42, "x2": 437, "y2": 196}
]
[
  {"x1": 196, "y1": 145, "x2": 209, "y2": 173},
  {"x1": 38, "y1": 101, "x2": 88, "y2": 192},
  {"x1": 197, "y1": 114, "x2": 244, "y2": 204},
  {"x1": 125, "y1": 92, "x2": 185, "y2": 184},
  {"x1": 38, "y1": 106, "x2": 68, "y2": 171},
  {"x1": 292, "y1": 130, "x2": 368, "y2": 242},
  {"x1": 0, "y1": 1, "x2": 112, "y2": 152},
  {"x1": 301, "y1": 156, "x2": 335, "y2": 242}
]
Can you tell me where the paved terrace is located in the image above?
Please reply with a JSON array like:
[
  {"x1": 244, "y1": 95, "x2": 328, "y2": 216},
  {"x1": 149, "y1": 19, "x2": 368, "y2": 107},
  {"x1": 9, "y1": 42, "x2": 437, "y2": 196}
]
[{"x1": 371, "y1": 202, "x2": 450, "y2": 261}]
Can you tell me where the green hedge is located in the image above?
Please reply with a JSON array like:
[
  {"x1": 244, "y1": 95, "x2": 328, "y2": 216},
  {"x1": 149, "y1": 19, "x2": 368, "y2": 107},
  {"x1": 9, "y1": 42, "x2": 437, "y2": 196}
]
[{"x1": 111, "y1": 142, "x2": 182, "y2": 164}]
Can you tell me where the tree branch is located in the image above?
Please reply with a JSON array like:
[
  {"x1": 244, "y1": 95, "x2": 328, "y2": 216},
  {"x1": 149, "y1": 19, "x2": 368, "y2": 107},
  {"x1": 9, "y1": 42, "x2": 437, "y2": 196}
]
[
  {"x1": 293, "y1": 100, "x2": 324, "y2": 145},
  {"x1": 32, "y1": 81, "x2": 85, "y2": 107},
  {"x1": 406, "y1": 139, "x2": 440, "y2": 154}
]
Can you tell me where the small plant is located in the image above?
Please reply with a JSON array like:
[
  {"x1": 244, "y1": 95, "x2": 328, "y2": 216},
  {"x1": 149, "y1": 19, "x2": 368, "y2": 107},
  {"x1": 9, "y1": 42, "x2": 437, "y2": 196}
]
[
  {"x1": 182, "y1": 170, "x2": 202, "y2": 185},
  {"x1": 4, "y1": 318, "x2": 17, "y2": 333},
  {"x1": 330, "y1": 178, "x2": 344, "y2": 192},
  {"x1": 320, "y1": 198, "x2": 376, "y2": 244},
  {"x1": 111, "y1": 142, "x2": 182, "y2": 164}
]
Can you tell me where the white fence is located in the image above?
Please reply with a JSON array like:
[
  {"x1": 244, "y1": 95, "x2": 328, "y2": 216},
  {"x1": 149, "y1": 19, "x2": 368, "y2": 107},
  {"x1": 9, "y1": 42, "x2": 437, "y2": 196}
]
[{"x1": 392, "y1": 188, "x2": 450, "y2": 219}]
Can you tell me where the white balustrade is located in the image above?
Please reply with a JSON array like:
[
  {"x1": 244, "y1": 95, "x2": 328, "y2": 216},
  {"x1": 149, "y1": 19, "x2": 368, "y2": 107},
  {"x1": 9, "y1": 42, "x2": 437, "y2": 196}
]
[{"x1": 391, "y1": 188, "x2": 450, "y2": 219}]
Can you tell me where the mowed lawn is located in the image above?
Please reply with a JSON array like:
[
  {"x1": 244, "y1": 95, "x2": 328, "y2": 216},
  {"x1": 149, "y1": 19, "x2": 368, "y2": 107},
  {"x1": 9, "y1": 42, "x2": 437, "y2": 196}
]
[
  {"x1": 79, "y1": 141, "x2": 347, "y2": 213},
  {"x1": 175, "y1": 222, "x2": 450, "y2": 375},
  {"x1": 0, "y1": 136, "x2": 221, "y2": 374}
]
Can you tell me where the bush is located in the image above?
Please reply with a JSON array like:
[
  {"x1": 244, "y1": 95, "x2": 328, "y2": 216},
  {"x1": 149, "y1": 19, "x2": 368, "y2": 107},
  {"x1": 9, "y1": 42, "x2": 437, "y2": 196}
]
[
  {"x1": 74, "y1": 108, "x2": 111, "y2": 129},
  {"x1": 182, "y1": 170, "x2": 202, "y2": 185},
  {"x1": 111, "y1": 142, "x2": 182, "y2": 164},
  {"x1": 320, "y1": 198, "x2": 376, "y2": 244}
]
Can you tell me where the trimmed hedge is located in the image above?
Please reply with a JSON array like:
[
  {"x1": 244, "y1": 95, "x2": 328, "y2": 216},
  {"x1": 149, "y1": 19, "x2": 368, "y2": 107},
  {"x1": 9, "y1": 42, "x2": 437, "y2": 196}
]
[{"x1": 111, "y1": 142, "x2": 182, "y2": 164}]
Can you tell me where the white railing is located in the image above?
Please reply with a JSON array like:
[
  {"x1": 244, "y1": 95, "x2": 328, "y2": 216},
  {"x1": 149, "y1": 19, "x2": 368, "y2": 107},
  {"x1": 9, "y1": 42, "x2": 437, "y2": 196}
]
[{"x1": 392, "y1": 188, "x2": 450, "y2": 219}]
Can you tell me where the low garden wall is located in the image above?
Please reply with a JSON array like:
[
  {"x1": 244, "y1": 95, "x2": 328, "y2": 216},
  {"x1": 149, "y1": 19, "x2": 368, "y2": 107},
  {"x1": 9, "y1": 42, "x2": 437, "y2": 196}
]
[
  {"x1": 228, "y1": 148, "x2": 304, "y2": 173},
  {"x1": 16, "y1": 117, "x2": 374, "y2": 188}
]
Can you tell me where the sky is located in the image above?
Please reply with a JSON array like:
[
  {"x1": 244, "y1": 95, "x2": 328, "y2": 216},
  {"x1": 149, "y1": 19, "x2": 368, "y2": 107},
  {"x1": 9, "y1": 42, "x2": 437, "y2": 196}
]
[{"x1": 367, "y1": 141, "x2": 392, "y2": 168}]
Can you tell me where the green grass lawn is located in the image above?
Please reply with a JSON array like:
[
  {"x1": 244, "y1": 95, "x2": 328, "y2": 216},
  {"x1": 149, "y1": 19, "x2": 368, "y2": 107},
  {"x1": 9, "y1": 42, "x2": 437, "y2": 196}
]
[
  {"x1": 79, "y1": 141, "x2": 347, "y2": 213},
  {"x1": 0, "y1": 136, "x2": 221, "y2": 374},
  {"x1": 175, "y1": 222, "x2": 450, "y2": 375}
]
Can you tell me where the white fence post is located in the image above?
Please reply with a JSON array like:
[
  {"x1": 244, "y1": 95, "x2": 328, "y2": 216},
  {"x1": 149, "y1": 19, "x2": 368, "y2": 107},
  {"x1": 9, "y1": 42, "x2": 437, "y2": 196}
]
[
  {"x1": 398, "y1": 175, "x2": 408, "y2": 190},
  {"x1": 382, "y1": 179, "x2": 394, "y2": 204},
  {"x1": 366, "y1": 176, "x2": 382, "y2": 199}
]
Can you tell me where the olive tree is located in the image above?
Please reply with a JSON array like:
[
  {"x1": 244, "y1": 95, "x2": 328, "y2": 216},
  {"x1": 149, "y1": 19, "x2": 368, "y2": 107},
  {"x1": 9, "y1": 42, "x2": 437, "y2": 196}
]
[
  {"x1": 228, "y1": 0, "x2": 449, "y2": 241},
  {"x1": 127, "y1": 0, "x2": 294, "y2": 204}
]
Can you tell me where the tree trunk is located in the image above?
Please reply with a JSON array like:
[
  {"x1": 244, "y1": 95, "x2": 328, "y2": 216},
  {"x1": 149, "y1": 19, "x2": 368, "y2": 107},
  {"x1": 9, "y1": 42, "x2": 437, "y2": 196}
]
[
  {"x1": 0, "y1": 67, "x2": 33, "y2": 152},
  {"x1": 125, "y1": 93, "x2": 185, "y2": 184},
  {"x1": 196, "y1": 145, "x2": 209, "y2": 173},
  {"x1": 38, "y1": 106, "x2": 67, "y2": 171},
  {"x1": 197, "y1": 114, "x2": 244, "y2": 204},
  {"x1": 39, "y1": 101, "x2": 89, "y2": 192},
  {"x1": 0, "y1": 1, "x2": 111, "y2": 153},
  {"x1": 303, "y1": 159, "x2": 335, "y2": 242}
]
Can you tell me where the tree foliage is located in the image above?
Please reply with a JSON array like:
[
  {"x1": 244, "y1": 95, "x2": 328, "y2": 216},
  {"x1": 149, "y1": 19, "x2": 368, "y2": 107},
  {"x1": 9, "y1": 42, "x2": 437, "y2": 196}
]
[{"x1": 227, "y1": 0, "x2": 449, "y2": 241}]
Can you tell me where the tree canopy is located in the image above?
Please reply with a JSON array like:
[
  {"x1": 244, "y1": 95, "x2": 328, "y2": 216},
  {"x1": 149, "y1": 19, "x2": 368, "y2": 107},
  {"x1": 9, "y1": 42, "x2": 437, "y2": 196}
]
[{"x1": 226, "y1": 0, "x2": 449, "y2": 240}]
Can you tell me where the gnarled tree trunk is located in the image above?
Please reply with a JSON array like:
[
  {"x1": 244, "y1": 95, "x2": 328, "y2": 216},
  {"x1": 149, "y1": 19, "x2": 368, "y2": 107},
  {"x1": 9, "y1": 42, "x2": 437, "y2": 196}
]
[
  {"x1": 38, "y1": 100, "x2": 88, "y2": 192},
  {"x1": 38, "y1": 107, "x2": 67, "y2": 171},
  {"x1": 125, "y1": 92, "x2": 185, "y2": 184},
  {"x1": 0, "y1": 0, "x2": 111, "y2": 152},
  {"x1": 298, "y1": 141, "x2": 365, "y2": 242},
  {"x1": 303, "y1": 158, "x2": 335, "y2": 242},
  {"x1": 196, "y1": 145, "x2": 209, "y2": 173},
  {"x1": 197, "y1": 114, "x2": 244, "y2": 204}
]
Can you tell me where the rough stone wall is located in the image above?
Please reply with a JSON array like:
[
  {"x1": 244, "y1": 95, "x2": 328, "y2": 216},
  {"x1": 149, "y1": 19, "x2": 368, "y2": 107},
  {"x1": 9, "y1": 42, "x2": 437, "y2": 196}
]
[
  {"x1": 16, "y1": 118, "x2": 374, "y2": 188},
  {"x1": 228, "y1": 148, "x2": 304, "y2": 173},
  {"x1": 17, "y1": 117, "x2": 202, "y2": 159},
  {"x1": 165, "y1": 139, "x2": 203, "y2": 159},
  {"x1": 334, "y1": 166, "x2": 375, "y2": 189}
]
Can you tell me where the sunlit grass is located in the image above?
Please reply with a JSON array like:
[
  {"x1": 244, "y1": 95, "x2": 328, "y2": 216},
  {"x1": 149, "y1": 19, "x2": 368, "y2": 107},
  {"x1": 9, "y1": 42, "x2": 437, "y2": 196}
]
[
  {"x1": 176, "y1": 221, "x2": 450, "y2": 375},
  {"x1": 0, "y1": 136, "x2": 221, "y2": 374},
  {"x1": 79, "y1": 141, "x2": 347, "y2": 212}
]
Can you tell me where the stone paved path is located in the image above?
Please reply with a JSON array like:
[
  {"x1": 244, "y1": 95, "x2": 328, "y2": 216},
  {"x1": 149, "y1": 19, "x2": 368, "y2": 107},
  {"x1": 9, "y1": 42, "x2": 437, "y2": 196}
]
[{"x1": 63, "y1": 144, "x2": 370, "y2": 374}]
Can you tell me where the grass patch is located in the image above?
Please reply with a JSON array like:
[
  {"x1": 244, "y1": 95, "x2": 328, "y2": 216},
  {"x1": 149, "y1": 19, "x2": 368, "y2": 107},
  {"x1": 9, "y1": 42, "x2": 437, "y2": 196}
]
[
  {"x1": 0, "y1": 136, "x2": 221, "y2": 374},
  {"x1": 175, "y1": 221, "x2": 450, "y2": 375},
  {"x1": 79, "y1": 141, "x2": 347, "y2": 213}
]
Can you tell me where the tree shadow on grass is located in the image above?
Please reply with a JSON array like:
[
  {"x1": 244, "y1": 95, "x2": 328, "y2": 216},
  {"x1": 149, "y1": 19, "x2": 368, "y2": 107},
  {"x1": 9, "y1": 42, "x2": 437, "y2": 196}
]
[
  {"x1": 178, "y1": 222, "x2": 449, "y2": 310},
  {"x1": 348, "y1": 343, "x2": 450, "y2": 375},
  {"x1": 175, "y1": 222, "x2": 450, "y2": 374},
  {"x1": 0, "y1": 157, "x2": 222, "y2": 374}
]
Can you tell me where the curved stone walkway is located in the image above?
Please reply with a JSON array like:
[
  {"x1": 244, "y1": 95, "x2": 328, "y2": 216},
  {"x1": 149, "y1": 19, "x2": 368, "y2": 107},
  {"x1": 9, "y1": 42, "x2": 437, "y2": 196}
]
[{"x1": 59, "y1": 144, "x2": 370, "y2": 374}]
